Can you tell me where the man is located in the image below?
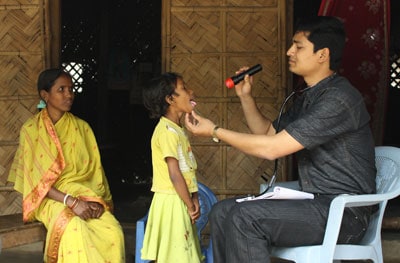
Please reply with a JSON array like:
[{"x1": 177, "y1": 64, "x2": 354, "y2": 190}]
[{"x1": 184, "y1": 16, "x2": 376, "y2": 263}]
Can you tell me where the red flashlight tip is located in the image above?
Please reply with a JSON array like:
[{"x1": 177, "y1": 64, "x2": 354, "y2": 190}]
[{"x1": 225, "y1": 78, "x2": 235, "y2": 89}]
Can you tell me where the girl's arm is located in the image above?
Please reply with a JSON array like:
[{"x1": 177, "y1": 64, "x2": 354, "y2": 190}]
[{"x1": 166, "y1": 157, "x2": 196, "y2": 223}]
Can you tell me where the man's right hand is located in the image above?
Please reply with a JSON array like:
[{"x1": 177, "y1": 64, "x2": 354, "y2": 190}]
[
  {"x1": 233, "y1": 66, "x2": 254, "y2": 98},
  {"x1": 184, "y1": 111, "x2": 216, "y2": 138}
]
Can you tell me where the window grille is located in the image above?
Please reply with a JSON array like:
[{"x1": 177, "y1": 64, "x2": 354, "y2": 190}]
[
  {"x1": 391, "y1": 54, "x2": 400, "y2": 89},
  {"x1": 62, "y1": 62, "x2": 84, "y2": 93}
]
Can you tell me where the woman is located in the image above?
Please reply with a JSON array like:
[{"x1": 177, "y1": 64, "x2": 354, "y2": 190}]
[{"x1": 8, "y1": 68, "x2": 125, "y2": 263}]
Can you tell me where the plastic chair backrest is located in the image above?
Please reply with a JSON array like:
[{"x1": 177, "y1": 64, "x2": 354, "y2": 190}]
[
  {"x1": 196, "y1": 182, "x2": 218, "y2": 238},
  {"x1": 359, "y1": 146, "x2": 400, "y2": 245}
]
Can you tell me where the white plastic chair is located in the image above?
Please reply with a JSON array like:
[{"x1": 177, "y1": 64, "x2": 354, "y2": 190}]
[{"x1": 261, "y1": 146, "x2": 400, "y2": 263}]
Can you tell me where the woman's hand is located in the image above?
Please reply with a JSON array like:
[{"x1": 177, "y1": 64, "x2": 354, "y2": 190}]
[
  {"x1": 70, "y1": 199, "x2": 91, "y2": 220},
  {"x1": 71, "y1": 199, "x2": 104, "y2": 220},
  {"x1": 48, "y1": 188, "x2": 105, "y2": 220},
  {"x1": 184, "y1": 111, "x2": 215, "y2": 138},
  {"x1": 88, "y1": 201, "x2": 105, "y2": 219}
]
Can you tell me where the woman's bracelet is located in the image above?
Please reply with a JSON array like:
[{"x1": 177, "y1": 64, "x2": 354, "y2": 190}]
[
  {"x1": 63, "y1": 194, "x2": 71, "y2": 206},
  {"x1": 69, "y1": 197, "x2": 80, "y2": 210}
]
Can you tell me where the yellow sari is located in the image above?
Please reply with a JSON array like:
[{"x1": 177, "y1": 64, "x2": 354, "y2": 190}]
[{"x1": 8, "y1": 108, "x2": 125, "y2": 263}]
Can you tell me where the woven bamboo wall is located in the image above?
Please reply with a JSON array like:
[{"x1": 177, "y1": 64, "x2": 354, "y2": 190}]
[
  {"x1": 162, "y1": 0, "x2": 292, "y2": 197},
  {"x1": 0, "y1": 0, "x2": 49, "y2": 215}
]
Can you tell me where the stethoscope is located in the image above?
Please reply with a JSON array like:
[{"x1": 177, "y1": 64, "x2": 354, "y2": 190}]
[
  {"x1": 257, "y1": 87, "x2": 308, "y2": 196},
  {"x1": 236, "y1": 87, "x2": 308, "y2": 202},
  {"x1": 258, "y1": 73, "x2": 337, "y2": 196}
]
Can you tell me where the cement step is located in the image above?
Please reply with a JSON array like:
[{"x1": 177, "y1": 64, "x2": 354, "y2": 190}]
[
  {"x1": 0, "y1": 213, "x2": 46, "y2": 251},
  {"x1": 0, "y1": 222, "x2": 136, "y2": 263}
]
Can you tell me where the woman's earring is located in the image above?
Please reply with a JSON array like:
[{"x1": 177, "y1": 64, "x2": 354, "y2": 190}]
[{"x1": 37, "y1": 99, "x2": 46, "y2": 109}]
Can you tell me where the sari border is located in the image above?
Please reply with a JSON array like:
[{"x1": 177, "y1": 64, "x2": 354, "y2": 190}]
[
  {"x1": 46, "y1": 208, "x2": 74, "y2": 263},
  {"x1": 22, "y1": 109, "x2": 66, "y2": 222}
]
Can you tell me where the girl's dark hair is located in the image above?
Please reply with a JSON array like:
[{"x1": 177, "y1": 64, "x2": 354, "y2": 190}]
[
  {"x1": 143, "y1": 72, "x2": 181, "y2": 119},
  {"x1": 37, "y1": 68, "x2": 73, "y2": 96},
  {"x1": 295, "y1": 16, "x2": 346, "y2": 71}
]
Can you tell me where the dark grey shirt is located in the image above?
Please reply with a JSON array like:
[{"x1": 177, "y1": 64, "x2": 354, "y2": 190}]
[{"x1": 273, "y1": 75, "x2": 376, "y2": 195}]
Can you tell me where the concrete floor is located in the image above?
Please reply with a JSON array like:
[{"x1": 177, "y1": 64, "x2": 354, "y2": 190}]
[
  {"x1": 1, "y1": 196, "x2": 400, "y2": 263},
  {"x1": 2, "y1": 231, "x2": 399, "y2": 263}
]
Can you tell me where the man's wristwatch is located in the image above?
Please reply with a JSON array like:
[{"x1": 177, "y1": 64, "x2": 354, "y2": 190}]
[{"x1": 212, "y1": 125, "x2": 220, "y2": 143}]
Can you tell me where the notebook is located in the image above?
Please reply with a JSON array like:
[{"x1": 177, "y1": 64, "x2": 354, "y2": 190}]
[{"x1": 236, "y1": 186, "x2": 314, "y2": 202}]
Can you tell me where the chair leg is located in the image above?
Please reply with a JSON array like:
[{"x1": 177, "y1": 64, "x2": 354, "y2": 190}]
[{"x1": 205, "y1": 239, "x2": 213, "y2": 263}]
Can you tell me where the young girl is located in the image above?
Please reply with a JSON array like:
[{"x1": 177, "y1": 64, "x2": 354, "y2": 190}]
[{"x1": 141, "y1": 72, "x2": 204, "y2": 262}]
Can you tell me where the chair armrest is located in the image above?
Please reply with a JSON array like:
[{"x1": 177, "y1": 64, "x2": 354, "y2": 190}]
[
  {"x1": 320, "y1": 193, "x2": 386, "y2": 259},
  {"x1": 331, "y1": 193, "x2": 391, "y2": 208}
]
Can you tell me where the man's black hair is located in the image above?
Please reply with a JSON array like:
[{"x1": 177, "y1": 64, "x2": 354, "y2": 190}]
[{"x1": 295, "y1": 16, "x2": 346, "y2": 71}]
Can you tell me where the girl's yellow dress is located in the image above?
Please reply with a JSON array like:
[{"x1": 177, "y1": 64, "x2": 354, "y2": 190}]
[
  {"x1": 141, "y1": 117, "x2": 204, "y2": 263},
  {"x1": 8, "y1": 108, "x2": 125, "y2": 263}
]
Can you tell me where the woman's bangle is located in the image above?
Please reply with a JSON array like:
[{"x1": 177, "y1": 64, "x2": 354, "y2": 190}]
[
  {"x1": 71, "y1": 199, "x2": 80, "y2": 210},
  {"x1": 63, "y1": 194, "x2": 71, "y2": 206},
  {"x1": 69, "y1": 198, "x2": 79, "y2": 210}
]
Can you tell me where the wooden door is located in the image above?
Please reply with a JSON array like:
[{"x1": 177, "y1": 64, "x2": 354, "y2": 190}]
[{"x1": 162, "y1": 0, "x2": 293, "y2": 197}]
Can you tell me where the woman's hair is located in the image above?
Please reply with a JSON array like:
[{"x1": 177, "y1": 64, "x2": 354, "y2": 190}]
[
  {"x1": 295, "y1": 16, "x2": 346, "y2": 71},
  {"x1": 37, "y1": 68, "x2": 73, "y2": 96},
  {"x1": 143, "y1": 72, "x2": 182, "y2": 119}
]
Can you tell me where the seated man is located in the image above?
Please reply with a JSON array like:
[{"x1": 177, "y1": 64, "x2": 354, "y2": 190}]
[{"x1": 184, "y1": 16, "x2": 376, "y2": 263}]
